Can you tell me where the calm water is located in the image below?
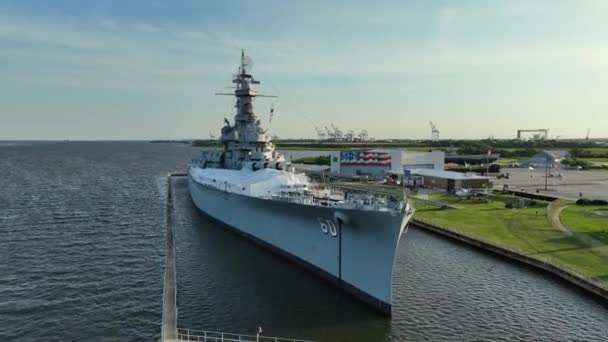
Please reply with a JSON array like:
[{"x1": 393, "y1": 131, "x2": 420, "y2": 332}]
[{"x1": 1, "y1": 142, "x2": 607, "y2": 341}]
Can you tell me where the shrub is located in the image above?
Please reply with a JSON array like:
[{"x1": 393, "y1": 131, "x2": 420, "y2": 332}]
[
  {"x1": 505, "y1": 203, "x2": 513, "y2": 209},
  {"x1": 591, "y1": 199, "x2": 608, "y2": 206},
  {"x1": 576, "y1": 199, "x2": 592, "y2": 205}
]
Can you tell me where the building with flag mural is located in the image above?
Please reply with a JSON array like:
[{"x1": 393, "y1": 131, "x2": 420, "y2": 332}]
[{"x1": 329, "y1": 149, "x2": 444, "y2": 178}]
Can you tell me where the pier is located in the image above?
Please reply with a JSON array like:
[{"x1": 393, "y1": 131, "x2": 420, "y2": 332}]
[
  {"x1": 162, "y1": 174, "x2": 179, "y2": 341},
  {"x1": 161, "y1": 173, "x2": 316, "y2": 342}
]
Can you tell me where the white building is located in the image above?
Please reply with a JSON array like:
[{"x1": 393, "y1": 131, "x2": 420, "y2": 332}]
[{"x1": 330, "y1": 149, "x2": 444, "y2": 178}]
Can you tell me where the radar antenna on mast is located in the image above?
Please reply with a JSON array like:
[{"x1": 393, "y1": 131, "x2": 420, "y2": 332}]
[
  {"x1": 240, "y1": 49, "x2": 254, "y2": 76},
  {"x1": 214, "y1": 50, "x2": 277, "y2": 98}
]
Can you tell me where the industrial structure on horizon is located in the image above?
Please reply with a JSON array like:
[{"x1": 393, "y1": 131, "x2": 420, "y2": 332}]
[
  {"x1": 430, "y1": 121, "x2": 440, "y2": 142},
  {"x1": 517, "y1": 128, "x2": 549, "y2": 140},
  {"x1": 314, "y1": 124, "x2": 372, "y2": 142}
]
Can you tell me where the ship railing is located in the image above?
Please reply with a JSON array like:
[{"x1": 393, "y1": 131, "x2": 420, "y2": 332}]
[
  {"x1": 269, "y1": 190, "x2": 404, "y2": 211},
  {"x1": 176, "y1": 328, "x2": 316, "y2": 342}
]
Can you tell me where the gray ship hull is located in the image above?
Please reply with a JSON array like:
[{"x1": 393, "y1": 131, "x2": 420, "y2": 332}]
[{"x1": 188, "y1": 173, "x2": 412, "y2": 315}]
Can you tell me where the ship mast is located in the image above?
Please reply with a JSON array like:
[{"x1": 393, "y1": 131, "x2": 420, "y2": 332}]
[{"x1": 214, "y1": 50, "x2": 279, "y2": 169}]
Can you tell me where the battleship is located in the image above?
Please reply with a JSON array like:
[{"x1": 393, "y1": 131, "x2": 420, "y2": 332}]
[{"x1": 188, "y1": 51, "x2": 414, "y2": 315}]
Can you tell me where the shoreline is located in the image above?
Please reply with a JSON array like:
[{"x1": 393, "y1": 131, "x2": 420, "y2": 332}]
[{"x1": 411, "y1": 219, "x2": 608, "y2": 302}]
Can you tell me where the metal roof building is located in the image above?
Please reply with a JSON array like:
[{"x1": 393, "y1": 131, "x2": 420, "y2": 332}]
[
  {"x1": 405, "y1": 169, "x2": 490, "y2": 191},
  {"x1": 444, "y1": 153, "x2": 501, "y2": 165},
  {"x1": 523, "y1": 150, "x2": 570, "y2": 168}
]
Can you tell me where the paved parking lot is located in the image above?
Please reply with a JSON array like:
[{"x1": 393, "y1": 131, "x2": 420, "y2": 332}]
[{"x1": 492, "y1": 168, "x2": 608, "y2": 201}]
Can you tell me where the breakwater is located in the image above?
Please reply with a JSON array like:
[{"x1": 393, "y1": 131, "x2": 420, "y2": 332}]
[
  {"x1": 412, "y1": 219, "x2": 608, "y2": 302},
  {"x1": 161, "y1": 174, "x2": 179, "y2": 341}
]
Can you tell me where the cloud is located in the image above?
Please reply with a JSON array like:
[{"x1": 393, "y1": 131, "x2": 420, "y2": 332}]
[
  {"x1": 99, "y1": 19, "x2": 119, "y2": 31},
  {"x1": 1, "y1": 1, "x2": 608, "y2": 139},
  {"x1": 0, "y1": 14, "x2": 238, "y2": 90}
]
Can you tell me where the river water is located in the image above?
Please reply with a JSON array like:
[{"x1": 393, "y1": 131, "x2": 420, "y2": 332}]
[{"x1": 1, "y1": 142, "x2": 607, "y2": 341}]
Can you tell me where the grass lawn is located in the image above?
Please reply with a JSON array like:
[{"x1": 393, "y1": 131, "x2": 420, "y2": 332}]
[
  {"x1": 585, "y1": 148, "x2": 608, "y2": 156},
  {"x1": 495, "y1": 158, "x2": 519, "y2": 165},
  {"x1": 333, "y1": 182, "x2": 405, "y2": 198},
  {"x1": 292, "y1": 155, "x2": 330, "y2": 165},
  {"x1": 581, "y1": 158, "x2": 608, "y2": 164},
  {"x1": 411, "y1": 193, "x2": 608, "y2": 287},
  {"x1": 561, "y1": 205, "x2": 608, "y2": 244}
]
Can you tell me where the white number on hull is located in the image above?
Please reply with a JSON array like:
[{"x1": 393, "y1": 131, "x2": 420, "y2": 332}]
[{"x1": 317, "y1": 217, "x2": 338, "y2": 237}]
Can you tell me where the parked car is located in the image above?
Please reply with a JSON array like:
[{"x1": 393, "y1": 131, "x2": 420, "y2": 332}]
[{"x1": 496, "y1": 172, "x2": 510, "y2": 179}]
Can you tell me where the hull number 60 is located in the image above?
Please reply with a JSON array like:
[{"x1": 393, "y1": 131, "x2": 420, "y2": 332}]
[{"x1": 317, "y1": 217, "x2": 338, "y2": 237}]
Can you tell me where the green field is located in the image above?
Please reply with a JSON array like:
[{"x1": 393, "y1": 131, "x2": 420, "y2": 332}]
[
  {"x1": 338, "y1": 190, "x2": 608, "y2": 286},
  {"x1": 585, "y1": 148, "x2": 608, "y2": 156},
  {"x1": 561, "y1": 205, "x2": 608, "y2": 244},
  {"x1": 495, "y1": 158, "x2": 518, "y2": 165},
  {"x1": 333, "y1": 182, "x2": 405, "y2": 198},
  {"x1": 582, "y1": 158, "x2": 608, "y2": 164},
  {"x1": 409, "y1": 193, "x2": 608, "y2": 286},
  {"x1": 292, "y1": 155, "x2": 330, "y2": 165}
]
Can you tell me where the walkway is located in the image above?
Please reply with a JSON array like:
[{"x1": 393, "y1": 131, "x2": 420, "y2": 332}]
[
  {"x1": 162, "y1": 175, "x2": 178, "y2": 341},
  {"x1": 548, "y1": 201, "x2": 608, "y2": 257}
]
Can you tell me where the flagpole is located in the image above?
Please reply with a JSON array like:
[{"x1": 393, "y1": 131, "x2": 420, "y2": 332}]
[
  {"x1": 486, "y1": 149, "x2": 490, "y2": 176},
  {"x1": 545, "y1": 154, "x2": 549, "y2": 191}
]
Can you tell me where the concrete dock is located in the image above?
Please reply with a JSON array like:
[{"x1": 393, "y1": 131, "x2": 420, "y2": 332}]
[
  {"x1": 161, "y1": 173, "x2": 315, "y2": 342},
  {"x1": 161, "y1": 175, "x2": 178, "y2": 341}
]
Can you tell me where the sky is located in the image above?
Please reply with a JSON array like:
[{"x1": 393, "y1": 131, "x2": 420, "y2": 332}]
[{"x1": 1, "y1": 0, "x2": 607, "y2": 140}]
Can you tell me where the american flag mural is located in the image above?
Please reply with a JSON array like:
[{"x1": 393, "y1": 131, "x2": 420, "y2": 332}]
[{"x1": 340, "y1": 150, "x2": 392, "y2": 166}]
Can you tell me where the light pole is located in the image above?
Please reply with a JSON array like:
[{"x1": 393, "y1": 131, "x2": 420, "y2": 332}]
[
  {"x1": 486, "y1": 149, "x2": 491, "y2": 176},
  {"x1": 544, "y1": 154, "x2": 549, "y2": 191}
]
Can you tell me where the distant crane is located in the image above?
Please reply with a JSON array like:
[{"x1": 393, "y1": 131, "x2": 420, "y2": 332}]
[
  {"x1": 314, "y1": 125, "x2": 326, "y2": 140},
  {"x1": 331, "y1": 124, "x2": 343, "y2": 141},
  {"x1": 430, "y1": 121, "x2": 440, "y2": 142},
  {"x1": 313, "y1": 125, "x2": 370, "y2": 141},
  {"x1": 324, "y1": 126, "x2": 335, "y2": 140},
  {"x1": 358, "y1": 129, "x2": 369, "y2": 141},
  {"x1": 345, "y1": 130, "x2": 355, "y2": 141}
]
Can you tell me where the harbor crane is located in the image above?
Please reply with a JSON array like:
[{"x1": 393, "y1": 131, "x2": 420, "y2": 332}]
[
  {"x1": 313, "y1": 125, "x2": 371, "y2": 141},
  {"x1": 314, "y1": 125, "x2": 326, "y2": 140},
  {"x1": 430, "y1": 121, "x2": 440, "y2": 142},
  {"x1": 358, "y1": 129, "x2": 369, "y2": 141},
  {"x1": 324, "y1": 126, "x2": 335, "y2": 140},
  {"x1": 345, "y1": 130, "x2": 355, "y2": 141},
  {"x1": 331, "y1": 124, "x2": 343, "y2": 141}
]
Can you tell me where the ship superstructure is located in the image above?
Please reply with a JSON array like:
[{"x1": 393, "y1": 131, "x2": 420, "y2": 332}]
[{"x1": 188, "y1": 51, "x2": 414, "y2": 315}]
